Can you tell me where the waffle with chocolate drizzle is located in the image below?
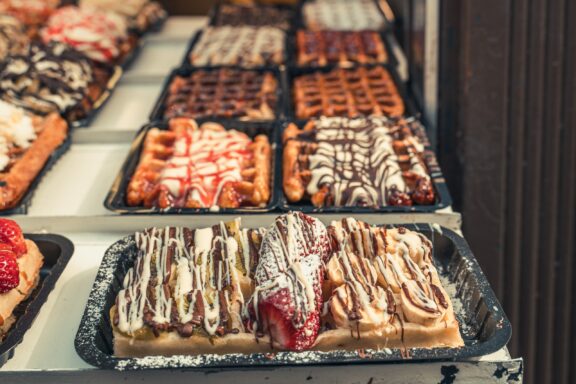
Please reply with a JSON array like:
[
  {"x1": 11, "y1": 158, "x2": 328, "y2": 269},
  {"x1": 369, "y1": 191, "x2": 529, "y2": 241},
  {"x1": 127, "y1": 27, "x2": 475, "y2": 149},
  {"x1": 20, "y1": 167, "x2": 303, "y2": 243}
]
[
  {"x1": 163, "y1": 68, "x2": 278, "y2": 121},
  {"x1": 212, "y1": 4, "x2": 293, "y2": 30},
  {"x1": 293, "y1": 66, "x2": 404, "y2": 119},
  {"x1": 110, "y1": 214, "x2": 463, "y2": 357},
  {"x1": 283, "y1": 116, "x2": 436, "y2": 208},
  {"x1": 126, "y1": 118, "x2": 272, "y2": 210},
  {"x1": 296, "y1": 30, "x2": 388, "y2": 67}
]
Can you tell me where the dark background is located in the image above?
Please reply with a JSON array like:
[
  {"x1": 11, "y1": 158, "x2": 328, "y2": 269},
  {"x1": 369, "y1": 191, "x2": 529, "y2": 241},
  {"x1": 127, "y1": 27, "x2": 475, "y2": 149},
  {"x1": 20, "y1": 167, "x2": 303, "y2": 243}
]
[{"x1": 160, "y1": 1, "x2": 576, "y2": 383}]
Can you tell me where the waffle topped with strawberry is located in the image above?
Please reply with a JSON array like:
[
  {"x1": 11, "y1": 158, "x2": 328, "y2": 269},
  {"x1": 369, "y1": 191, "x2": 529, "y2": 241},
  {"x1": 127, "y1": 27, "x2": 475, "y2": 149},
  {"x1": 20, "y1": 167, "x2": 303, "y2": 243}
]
[
  {"x1": 0, "y1": 218, "x2": 43, "y2": 340},
  {"x1": 110, "y1": 213, "x2": 463, "y2": 358}
]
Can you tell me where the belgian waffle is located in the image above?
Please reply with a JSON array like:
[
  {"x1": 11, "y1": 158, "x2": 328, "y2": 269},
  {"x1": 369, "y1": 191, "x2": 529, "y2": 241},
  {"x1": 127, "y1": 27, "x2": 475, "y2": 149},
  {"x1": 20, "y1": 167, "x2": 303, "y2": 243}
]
[
  {"x1": 164, "y1": 68, "x2": 278, "y2": 121},
  {"x1": 110, "y1": 213, "x2": 463, "y2": 357},
  {"x1": 126, "y1": 118, "x2": 272, "y2": 210},
  {"x1": 293, "y1": 66, "x2": 404, "y2": 119},
  {"x1": 296, "y1": 30, "x2": 388, "y2": 67},
  {"x1": 212, "y1": 4, "x2": 293, "y2": 30},
  {"x1": 189, "y1": 26, "x2": 285, "y2": 67},
  {"x1": 282, "y1": 116, "x2": 436, "y2": 208},
  {"x1": 303, "y1": 0, "x2": 387, "y2": 31}
]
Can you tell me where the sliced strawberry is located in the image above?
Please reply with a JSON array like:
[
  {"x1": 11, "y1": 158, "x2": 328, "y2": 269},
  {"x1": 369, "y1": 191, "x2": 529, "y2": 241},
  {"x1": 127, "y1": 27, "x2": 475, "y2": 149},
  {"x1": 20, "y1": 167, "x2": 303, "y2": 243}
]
[
  {"x1": 0, "y1": 248, "x2": 19, "y2": 293},
  {"x1": 259, "y1": 287, "x2": 320, "y2": 351},
  {"x1": 0, "y1": 219, "x2": 27, "y2": 257}
]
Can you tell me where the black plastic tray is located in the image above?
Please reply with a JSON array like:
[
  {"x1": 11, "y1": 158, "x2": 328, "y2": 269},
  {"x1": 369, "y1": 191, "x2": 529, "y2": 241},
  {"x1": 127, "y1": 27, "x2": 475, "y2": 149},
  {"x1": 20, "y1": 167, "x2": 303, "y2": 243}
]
[
  {"x1": 285, "y1": 63, "x2": 417, "y2": 120},
  {"x1": 182, "y1": 28, "x2": 292, "y2": 69},
  {"x1": 104, "y1": 119, "x2": 281, "y2": 214},
  {"x1": 0, "y1": 135, "x2": 72, "y2": 216},
  {"x1": 0, "y1": 233, "x2": 74, "y2": 367},
  {"x1": 74, "y1": 222, "x2": 511, "y2": 370},
  {"x1": 149, "y1": 66, "x2": 289, "y2": 122},
  {"x1": 279, "y1": 117, "x2": 452, "y2": 213},
  {"x1": 208, "y1": 3, "x2": 297, "y2": 31},
  {"x1": 71, "y1": 65, "x2": 123, "y2": 129}
]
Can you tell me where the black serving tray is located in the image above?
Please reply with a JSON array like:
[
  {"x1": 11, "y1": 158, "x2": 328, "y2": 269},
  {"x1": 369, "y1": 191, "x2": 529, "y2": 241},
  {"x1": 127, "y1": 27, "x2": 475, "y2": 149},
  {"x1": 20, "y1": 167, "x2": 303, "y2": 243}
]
[
  {"x1": 71, "y1": 65, "x2": 123, "y2": 129},
  {"x1": 182, "y1": 28, "x2": 292, "y2": 69},
  {"x1": 286, "y1": 63, "x2": 417, "y2": 120},
  {"x1": 149, "y1": 66, "x2": 289, "y2": 122},
  {"x1": 279, "y1": 117, "x2": 452, "y2": 213},
  {"x1": 0, "y1": 234, "x2": 74, "y2": 367},
  {"x1": 0, "y1": 135, "x2": 72, "y2": 216},
  {"x1": 74, "y1": 222, "x2": 511, "y2": 370},
  {"x1": 104, "y1": 119, "x2": 281, "y2": 214}
]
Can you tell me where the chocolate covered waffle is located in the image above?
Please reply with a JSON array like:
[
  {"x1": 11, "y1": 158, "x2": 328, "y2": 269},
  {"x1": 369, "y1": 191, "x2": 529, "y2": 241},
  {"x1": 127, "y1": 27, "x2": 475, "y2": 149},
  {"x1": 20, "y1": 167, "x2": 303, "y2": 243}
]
[
  {"x1": 293, "y1": 66, "x2": 404, "y2": 119},
  {"x1": 283, "y1": 116, "x2": 436, "y2": 208},
  {"x1": 296, "y1": 30, "x2": 388, "y2": 67},
  {"x1": 0, "y1": 101, "x2": 68, "y2": 211},
  {"x1": 0, "y1": 15, "x2": 29, "y2": 63},
  {"x1": 163, "y1": 68, "x2": 277, "y2": 120},
  {"x1": 126, "y1": 118, "x2": 272, "y2": 210},
  {"x1": 189, "y1": 26, "x2": 285, "y2": 67},
  {"x1": 109, "y1": 213, "x2": 463, "y2": 357},
  {"x1": 317, "y1": 218, "x2": 463, "y2": 350},
  {"x1": 303, "y1": 0, "x2": 387, "y2": 31},
  {"x1": 212, "y1": 4, "x2": 293, "y2": 30},
  {"x1": 0, "y1": 42, "x2": 118, "y2": 122}
]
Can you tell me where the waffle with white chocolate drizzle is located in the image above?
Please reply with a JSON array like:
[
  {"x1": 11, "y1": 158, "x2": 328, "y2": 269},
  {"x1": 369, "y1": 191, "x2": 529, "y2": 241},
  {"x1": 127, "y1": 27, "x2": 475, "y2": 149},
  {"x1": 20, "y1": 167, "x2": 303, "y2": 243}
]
[
  {"x1": 293, "y1": 66, "x2": 404, "y2": 119},
  {"x1": 283, "y1": 116, "x2": 436, "y2": 208},
  {"x1": 110, "y1": 214, "x2": 463, "y2": 357},
  {"x1": 126, "y1": 118, "x2": 271, "y2": 210},
  {"x1": 164, "y1": 68, "x2": 277, "y2": 121},
  {"x1": 189, "y1": 26, "x2": 285, "y2": 67},
  {"x1": 296, "y1": 30, "x2": 388, "y2": 67},
  {"x1": 303, "y1": 0, "x2": 387, "y2": 31},
  {"x1": 317, "y1": 218, "x2": 463, "y2": 350}
]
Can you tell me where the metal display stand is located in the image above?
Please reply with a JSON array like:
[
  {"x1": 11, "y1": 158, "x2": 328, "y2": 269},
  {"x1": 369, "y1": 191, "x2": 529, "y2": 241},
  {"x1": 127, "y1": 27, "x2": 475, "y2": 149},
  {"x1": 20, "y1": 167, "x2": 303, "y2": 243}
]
[{"x1": 0, "y1": 16, "x2": 522, "y2": 384}]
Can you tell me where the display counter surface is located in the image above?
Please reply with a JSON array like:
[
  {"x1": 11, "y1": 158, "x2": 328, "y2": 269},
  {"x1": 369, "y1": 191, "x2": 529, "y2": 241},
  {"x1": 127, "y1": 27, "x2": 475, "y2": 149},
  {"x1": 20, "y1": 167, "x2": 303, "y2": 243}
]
[{"x1": 0, "y1": 16, "x2": 522, "y2": 384}]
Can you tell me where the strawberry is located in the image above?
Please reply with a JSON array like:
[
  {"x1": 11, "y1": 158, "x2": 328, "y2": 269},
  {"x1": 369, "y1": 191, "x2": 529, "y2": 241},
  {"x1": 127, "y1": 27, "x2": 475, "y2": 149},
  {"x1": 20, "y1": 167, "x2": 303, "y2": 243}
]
[
  {"x1": 258, "y1": 287, "x2": 320, "y2": 351},
  {"x1": 0, "y1": 247, "x2": 19, "y2": 293},
  {"x1": 0, "y1": 219, "x2": 27, "y2": 257}
]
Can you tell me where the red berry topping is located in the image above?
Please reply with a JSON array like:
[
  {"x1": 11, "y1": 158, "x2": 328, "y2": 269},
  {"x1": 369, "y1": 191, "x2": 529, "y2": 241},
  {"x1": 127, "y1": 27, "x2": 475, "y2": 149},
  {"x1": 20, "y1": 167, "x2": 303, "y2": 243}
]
[
  {"x1": 0, "y1": 219, "x2": 27, "y2": 257},
  {"x1": 0, "y1": 248, "x2": 19, "y2": 293}
]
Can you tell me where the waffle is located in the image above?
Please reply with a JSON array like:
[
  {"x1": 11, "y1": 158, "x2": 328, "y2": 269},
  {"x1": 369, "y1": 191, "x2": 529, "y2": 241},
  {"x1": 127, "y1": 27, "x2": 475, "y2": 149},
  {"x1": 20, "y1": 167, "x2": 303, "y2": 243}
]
[
  {"x1": 0, "y1": 15, "x2": 29, "y2": 62},
  {"x1": 0, "y1": 42, "x2": 118, "y2": 122},
  {"x1": 293, "y1": 66, "x2": 404, "y2": 119},
  {"x1": 79, "y1": 0, "x2": 167, "y2": 34},
  {"x1": 164, "y1": 68, "x2": 278, "y2": 121},
  {"x1": 110, "y1": 214, "x2": 463, "y2": 357},
  {"x1": 296, "y1": 30, "x2": 388, "y2": 67},
  {"x1": 282, "y1": 116, "x2": 436, "y2": 208},
  {"x1": 303, "y1": 0, "x2": 387, "y2": 31},
  {"x1": 0, "y1": 102, "x2": 68, "y2": 211},
  {"x1": 126, "y1": 118, "x2": 272, "y2": 210},
  {"x1": 212, "y1": 4, "x2": 293, "y2": 30},
  {"x1": 189, "y1": 26, "x2": 285, "y2": 67},
  {"x1": 0, "y1": 0, "x2": 59, "y2": 38}
]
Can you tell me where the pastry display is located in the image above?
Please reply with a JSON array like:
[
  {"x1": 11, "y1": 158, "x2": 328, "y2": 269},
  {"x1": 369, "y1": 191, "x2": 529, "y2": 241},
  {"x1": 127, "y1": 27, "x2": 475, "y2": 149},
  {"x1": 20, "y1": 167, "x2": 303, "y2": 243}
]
[
  {"x1": 79, "y1": 0, "x2": 167, "y2": 34},
  {"x1": 0, "y1": 0, "x2": 59, "y2": 37},
  {"x1": 0, "y1": 218, "x2": 44, "y2": 340},
  {"x1": 282, "y1": 116, "x2": 436, "y2": 207},
  {"x1": 0, "y1": 15, "x2": 29, "y2": 63},
  {"x1": 303, "y1": 0, "x2": 387, "y2": 31},
  {"x1": 212, "y1": 4, "x2": 293, "y2": 30},
  {"x1": 163, "y1": 68, "x2": 278, "y2": 120},
  {"x1": 189, "y1": 26, "x2": 285, "y2": 67},
  {"x1": 293, "y1": 66, "x2": 404, "y2": 119},
  {"x1": 109, "y1": 213, "x2": 463, "y2": 357},
  {"x1": 126, "y1": 118, "x2": 272, "y2": 210},
  {"x1": 0, "y1": 101, "x2": 68, "y2": 211},
  {"x1": 41, "y1": 5, "x2": 133, "y2": 65},
  {"x1": 296, "y1": 30, "x2": 388, "y2": 67},
  {"x1": 0, "y1": 42, "x2": 117, "y2": 122}
]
